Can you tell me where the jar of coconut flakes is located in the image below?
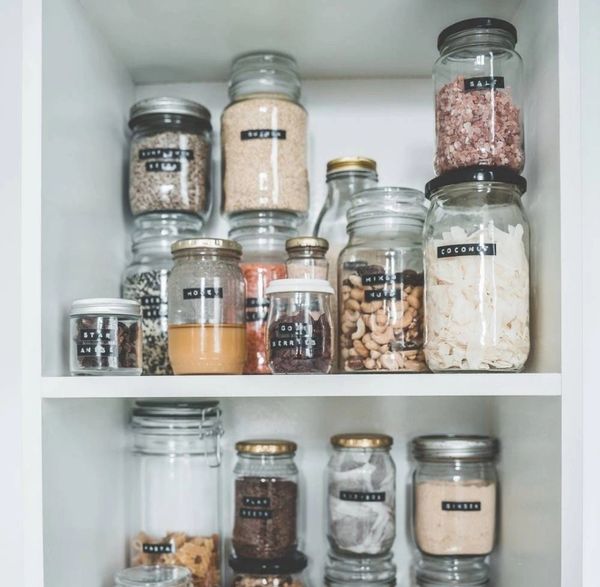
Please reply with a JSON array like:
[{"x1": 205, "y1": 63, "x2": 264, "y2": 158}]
[{"x1": 423, "y1": 166, "x2": 530, "y2": 372}]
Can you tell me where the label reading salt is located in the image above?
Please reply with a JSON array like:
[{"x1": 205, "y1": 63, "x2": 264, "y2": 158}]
[
  {"x1": 340, "y1": 491, "x2": 386, "y2": 502},
  {"x1": 183, "y1": 287, "x2": 224, "y2": 300},
  {"x1": 142, "y1": 542, "x2": 175, "y2": 554},
  {"x1": 441, "y1": 501, "x2": 482, "y2": 511},
  {"x1": 241, "y1": 129, "x2": 287, "y2": 141},
  {"x1": 437, "y1": 243, "x2": 497, "y2": 258},
  {"x1": 464, "y1": 76, "x2": 505, "y2": 92}
]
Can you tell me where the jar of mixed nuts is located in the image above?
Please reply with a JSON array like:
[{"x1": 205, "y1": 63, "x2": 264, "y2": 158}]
[
  {"x1": 415, "y1": 556, "x2": 489, "y2": 587},
  {"x1": 115, "y1": 566, "x2": 192, "y2": 587},
  {"x1": 229, "y1": 551, "x2": 310, "y2": 587},
  {"x1": 285, "y1": 237, "x2": 329, "y2": 280},
  {"x1": 338, "y1": 187, "x2": 427, "y2": 372}
]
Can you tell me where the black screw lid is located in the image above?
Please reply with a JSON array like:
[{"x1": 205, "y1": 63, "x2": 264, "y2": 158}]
[
  {"x1": 438, "y1": 18, "x2": 517, "y2": 51},
  {"x1": 229, "y1": 551, "x2": 308, "y2": 575}
]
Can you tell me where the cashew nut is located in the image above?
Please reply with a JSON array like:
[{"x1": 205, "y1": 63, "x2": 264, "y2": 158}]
[{"x1": 351, "y1": 317, "x2": 366, "y2": 340}]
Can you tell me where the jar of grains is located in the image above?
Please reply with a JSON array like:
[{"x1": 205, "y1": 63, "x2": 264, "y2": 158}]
[
  {"x1": 221, "y1": 52, "x2": 309, "y2": 215},
  {"x1": 168, "y1": 238, "x2": 246, "y2": 374},
  {"x1": 423, "y1": 167, "x2": 530, "y2": 372},
  {"x1": 128, "y1": 97, "x2": 212, "y2": 218},
  {"x1": 130, "y1": 401, "x2": 223, "y2": 587},
  {"x1": 285, "y1": 237, "x2": 329, "y2": 280},
  {"x1": 327, "y1": 434, "x2": 395, "y2": 558},
  {"x1": 411, "y1": 435, "x2": 499, "y2": 558},
  {"x1": 324, "y1": 551, "x2": 396, "y2": 587},
  {"x1": 69, "y1": 298, "x2": 142, "y2": 375},
  {"x1": 229, "y1": 551, "x2": 310, "y2": 587},
  {"x1": 338, "y1": 187, "x2": 427, "y2": 373},
  {"x1": 122, "y1": 213, "x2": 202, "y2": 375},
  {"x1": 115, "y1": 566, "x2": 192, "y2": 587},
  {"x1": 415, "y1": 556, "x2": 489, "y2": 587},
  {"x1": 434, "y1": 18, "x2": 524, "y2": 174},
  {"x1": 265, "y1": 279, "x2": 334, "y2": 374},
  {"x1": 228, "y1": 212, "x2": 299, "y2": 374},
  {"x1": 232, "y1": 439, "x2": 299, "y2": 560}
]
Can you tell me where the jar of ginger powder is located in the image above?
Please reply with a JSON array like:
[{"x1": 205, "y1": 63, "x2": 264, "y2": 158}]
[{"x1": 411, "y1": 435, "x2": 499, "y2": 557}]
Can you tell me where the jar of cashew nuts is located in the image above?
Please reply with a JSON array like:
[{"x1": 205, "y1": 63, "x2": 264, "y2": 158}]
[{"x1": 338, "y1": 187, "x2": 427, "y2": 372}]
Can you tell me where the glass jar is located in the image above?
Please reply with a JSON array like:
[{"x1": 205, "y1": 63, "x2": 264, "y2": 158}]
[
  {"x1": 229, "y1": 551, "x2": 310, "y2": 587},
  {"x1": 415, "y1": 556, "x2": 489, "y2": 587},
  {"x1": 286, "y1": 237, "x2": 329, "y2": 280},
  {"x1": 423, "y1": 167, "x2": 530, "y2": 372},
  {"x1": 265, "y1": 279, "x2": 334, "y2": 374},
  {"x1": 411, "y1": 435, "x2": 499, "y2": 557},
  {"x1": 338, "y1": 187, "x2": 427, "y2": 373},
  {"x1": 115, "y1": 566, "x2": 192, "y2": 587},
  {"x1": 129, "y1": 97, "x2": 212, "y2": 218},
  {"x1": 434, "y1": 18, "x2": 524, "y2": 174},
  {"x1": 69, "y1": 298, "x2": 142, "y2": 375},
  {"x1": 229, "y1": 212, "x2": 299, "y2": 374},
  {"x1": 122, "y1": 213, "x2": 203, "y2": 375},
  {"x1": 167, "y1": 238, "x2": 246, "y2": 374},
  {"x1": 324, "y1": 551, "x2": 396, "y2": 586},
  {"x1": 221, "y1": 52, "x2": 309, "y2": 215},
  {"x1": 232, "y1": 439, "x2": 299, "y2": 560},
  {"x1": 327, "y1": 434, "x2": 395, "y2": 558},
  {"x1": 130, "y1": 401, "x2": 223, "y2": 587}
]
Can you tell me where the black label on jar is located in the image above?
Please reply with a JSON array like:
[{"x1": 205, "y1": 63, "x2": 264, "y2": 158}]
[
  {"x1": 275, "y1": 322, "x2": 311, "y2": 338},
  {"x1": 340, "y1": 491, "x2": 386, "y2": 502},
  {"x1": 77, "y1": 343, "x2": 116, "y2": 357},
  {"x1": 78, "y1": 329, "x2": 114, "y2": 342},
  {"x1": 139, "y1": 148, "x2": 194, "y2": 161},
  {"x1": 437, "y1": 243, "x2": 497, "y2": 258},
  {"x1": 241, "y1": 129, "x2": 287, "y2": 140},
  {"x1": 145, "y1": 161, "x2": 182, "y2": 172},
  {"x1": 442, "y1": 501, "x2": 482, "y2": 511},
  {"x1": 242, "y1": 496, "x2": 271, "y2": 507},
  {"x1": 246, "y1": 297, "x2": 270, "y2": 322},
  {"x1": 141, "y1": 295, "x2": 165, "y2": 319},
  {"x1": 270, "y1": 336, "x2": 323, "y2": 350},
  {"x1": 142, "y1": 542, "x2": 175, "y2": 554},
  {"x1": 239, "y1": 508, "x2": 273, "y2": 519},
  {"x1": 364, "y1": 289, "x2": 402, "y2": 302},
  {"x1": 361, "y1": 273, "x2": 401, "y2": 286},
  {"x1": 183, "y1": 287, "x2": 224, "y2": 300},
  {"x1": 464, "y1": 76, "x2": 505, "y2": 92}
]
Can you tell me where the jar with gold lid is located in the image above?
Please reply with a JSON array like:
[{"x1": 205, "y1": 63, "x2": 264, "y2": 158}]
[{"x1": 286, "y1": 236, "x2": 330, "y2": 280}]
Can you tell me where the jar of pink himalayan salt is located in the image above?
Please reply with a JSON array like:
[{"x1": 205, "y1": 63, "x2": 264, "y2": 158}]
[{"x1": 433, "y1": 18, "x2": 524, "y2": 174}]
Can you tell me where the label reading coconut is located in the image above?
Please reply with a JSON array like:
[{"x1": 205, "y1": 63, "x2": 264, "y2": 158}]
[
  {"x1": 442, "y1": 501, "x2": 482, "y2": 511},
  {"x1": 77, "y1": 343, "x2": 116, "y2": 357},
  {"x1": 437, "y1": 243, "x2": 497, "y2": 259},
  {"x1": 364, "y1": 289, "x2": 403, "y2": 302},
  {"x1": 183, "y1": 287, "x2": 224, "y2": 300},
  {"x1": 245, "y1": 297, "x2": 270, "y2": 323},
  {"x1": 140, "y1": 295, "x2": 165, "y2": 319},
  {"x1": 142, "y1": 542, "x2": 175, "y2": 554},
  {"x1": 242, "y1": 496, "x2": 271, "y2": 507},
  {"x1": 78, "y1": 329, "x2": 114, "y2": 342},
  {"x1": 464, "y1": 76, "x2": 505, "y2": 92},
  {"x1": 239, "y1": 508, "x2": 273, "y2": 519},
  {"x1": 340, "y1": 491, "x2": 386, "y2": 502},
  {"x1": 241, "y1": 129, "x2": 287, "y2": 141},
  {"x1": 139, "y1": 148, "x2": 194, "y2": 161}
]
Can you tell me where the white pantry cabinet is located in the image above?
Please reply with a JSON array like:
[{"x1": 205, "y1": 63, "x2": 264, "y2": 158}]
[{"x1": 0, "y1": 0, "x2": 590, "y2": 585}]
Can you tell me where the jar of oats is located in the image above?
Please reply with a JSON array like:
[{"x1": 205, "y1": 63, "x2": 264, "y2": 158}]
[
  {"x1": 221, "y1": 52, "x2": 309, "y2": 216},
  {"x1": 128, "y1": 97, "x2": 212, "y2": 218}
]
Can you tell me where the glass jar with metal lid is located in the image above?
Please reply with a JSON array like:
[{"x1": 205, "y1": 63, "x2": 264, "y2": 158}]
[
  {"x1": 327, "y1": 434, "x2": 395, "y2": 558},
  {"x1": 338, "y1": 187, "x2": 427, "y2": 373},
  {"x1": 167, "y1": 238, "x2": 245, "y2": 374},
  {"x1": 221, "y1": 52, "x2": 309, "y2": 216},
  {"x1": 130, "y1": 401, "x2": 223, "y2": 587},
  {"x1": 415, "y1": 556, "x2": 489, "y2": 587},
  {"x1": 286, "y1": 237, "x2": 329, "y2": 280},
  {"x1": 434, "y1": 18, "x2": 524, "y2": 173},
  {"x1": 324, "y1": 551, "x2": 396, "y2": 587},
  {"x1": 129, "y1": 97, "x2": 212, "y2": 218},
  {"x1": 232, "y1": 439, "x2": 299, "y2": 560},
  {"x1": 229, "y1": 551, "x2": 311, "y2": 587},
  {"x1": 423, "y1": 167, "x2": 530, "y2": 372},
  {"x1": 115, "y1": 566, "x2": 192, "y2": 587},
  {"x1": 411, "y1": 435, "x2": 499, "y2": 558}
]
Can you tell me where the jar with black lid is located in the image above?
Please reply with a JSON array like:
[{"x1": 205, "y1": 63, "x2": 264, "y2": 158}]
[{"x1": 229, "y1": 551, "x2": 310, "y2": 587}]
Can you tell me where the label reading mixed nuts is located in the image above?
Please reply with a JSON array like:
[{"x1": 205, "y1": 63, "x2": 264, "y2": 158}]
[
  {"x1": 142, "y1": 542, "x2": 175, "y2": 554},
  {"x1": 441, "y1": 501, "x2": 482, "y2": 512},
  {"x1": 437, "y1": 243, "x2": 497, "y2": 259},
  {"x1": 245, "y1": 297, "x2": 270, "y2": 323},
  {"x1": 463, "y1": 76, "x2": 505, "y2": 92},
  {"x1": 240, "y1": 129, "x2": 287, "y2": 141},
  {"x1": 364, "y1": 289, "x2": 403, "y2": 302},
  {"x1": 140, "y1": 295, "x2": 165, "y2": 319},
  {"x1": 340, "y1": 491, "x2": 386, "y2": 502},
  {"x1": 183, "y1": 287, "x2": 224, "y2": 300}
]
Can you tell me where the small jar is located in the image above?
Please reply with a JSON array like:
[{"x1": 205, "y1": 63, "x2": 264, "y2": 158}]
[
  {"x1": 168, "y1": 238, "x2": 246, "y2": 374},
  {"x1": 222, "y1": 52, "x2": 309, "y2": 215},
  {"x1": 434, "y1": 18, "x2": 524, "y2": 173},
  {"x1": 415, "y1": 556, "x2": 489, "y2": 587},
  {"x1": 285, "y1": 237, "x2": 329, "y2": 280},
  {"x1": 338, "y1": 187, "x2": 427, "y2": 373},
  {"x1": 233, "y1": 439, "x2": 299, "y2": 560},
  {"x1": 411, "y1": 435, "x2": 499, "y2": 557},
  {"x1": 129, "y1": 97, "x2": 212, "y2": 218},
  {"x1": 229, "y1": 551, "x2": 310, "y2": 587},
  {"x1": 229, "y1": 212, "x2": 299, "y2": 374},
  {"x1": 324, "y1": 551, "x2": 396, "y2": 587},
  {"x1": 69, "y1": 298, "x2": 142, "y2": 375},
  {"x1": 130, "y1": 401, "x2": 223, "y2": 587},
  {"x1": 115, "y1": 566, "x2": 192, "y2": 587},
  {"x1": 266, "y1": 279, "x2": 334, "y2": 374},
  {"x1": 327, "y1": 434, "x2": 395, "y2": 557},
  {"x1": 122, "y1": 213, "x2": 203, "y2": 375},
  {"x1": 424, "y1": 167, "x2": 530, "y2": 372}
]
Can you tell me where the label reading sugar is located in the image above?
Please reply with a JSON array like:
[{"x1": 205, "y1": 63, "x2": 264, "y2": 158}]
[
  {"x1": 242, "y1": 496, "x2": 271, "y2": 507},
  {"x1": 442, "y1": 501, "x2": 482, "y2": 511},
  {"x1": 239, "y1": 508, "x2": 273, "y2": 519},
  {"x1": 140, "y1": 295, "x2": 165, "y2": 319},
  {"x1": 183, "y1": 287, "x2": 224, "y2": 300},
  {"x1": 340, "y1": 491, "x2": 386, "y2": 502},
  {"x1": 241, "y1": 129, "x2": 287, "y2": 140},
  {"x1": 77, "y1": 343, "x2": 116, "y2": 357},
  {"x1": 139, "y1": 148, "x2": 194, "y2": 161},
  {"x1": 142, "y1": 542, "x2": 175, "y2": 554},
  {"x1": 464, "y1": 76, "x2": 505, "y2": 92},
  {"x1": 145, "y1": 161, "x2": 182, "y2": 172},
  {"x1": 78, "y1": 329, "x2": 114, "y2": 342},
  {"x1": 364, "y1": 289, "x2": 402, "y2": 302},
  {"x1": 246, "y1": 297, "x2": 270, "y2": 322},
  {"x1": 437, "y1": 243, "x2": 497, "y2": 258}
]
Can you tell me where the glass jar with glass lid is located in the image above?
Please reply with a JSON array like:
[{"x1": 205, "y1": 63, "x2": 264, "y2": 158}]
[
  {"x1": 115, "y1": 566, "x2": 192, "y2": 587},
  {"x1": 286, "y1": 237, "x2": 330, "y2": 280},
  {"x1": 415, "y1": 556, "x2": 489, "y2": 587},
  {"x1": 434, "y1": 18, "x2": 524, "y2": 173},
  {"x1": 130, "y1": 401, "x2": 223, "y2": 587},
  {"x1": 338, "y1": 187, "x2": 427, "y2": 373},
  {"x1": 221, "y1": 51, "x2": 309, "y2": 216},
  {"x1": 168, "y1": 237, "x2": 246, "y2": 374},
  {"x1": 232, "y1": 439, "x2": 299, "y2": 560},
  {"x1": 411, "y1": 435, "x2": 499, "y2": 558},
  {"x1": 325, "y1": 551, "x2": 397, "y2": 587},
  {"x1": 129, "y1": 97, "x2": 212, "y2": 218},
  {"x1": 229, "y1": 551, "x2": 311, "y2": 587},
  {"x1": 423, "y1": 167, "x2": 530, "y2": 372}
]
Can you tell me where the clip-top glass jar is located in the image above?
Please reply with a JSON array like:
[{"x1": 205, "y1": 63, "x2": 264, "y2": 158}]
[
  {"x1": 423, "y1": 167, "x2": 530, "y2": 372},
  {"x1": 286, "y1": 237, "x2": 330, "y2": 280},
  {"x1": 115, "y1": 566, "x2": 192, "y2": 587},
  {"x1": 130, "y1": 401, "x2": 223, "y2": 587},
  {"x1": 411, "y1": 435, "x2": 499, "y2": 558},
  {"x1": 229, "y1": 551, "x2": 310, "y2": 587},
  {"x1": 338, "y1": 187, "x2": 427, "y2": 373},
  {"x1": 129, "y1": 97, "x2": 212, "y2": 218},
  {"x1": 233, "y1": 439, "x2": 299, "y2": 560},
  {"x1": 168, "y1": 238, "x2": 246, "y2": 374},
  {"x1": 434, "y1": 18, "x2": 524, "y2": 174},
  {"x1": 221, "y1": 52, "x2": 309, "y2": 215},
  {"x1": 415, "y1": 556, "x2": 489, "y2": 587}
]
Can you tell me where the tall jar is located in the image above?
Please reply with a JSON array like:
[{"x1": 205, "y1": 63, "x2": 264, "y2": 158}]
[
  {"x1": 434, "y1": 18, "x2": 524, "y2": 174},
  {"x1": 122, "y1": 213, "x2": 202, "y2": 375},
  {"x1": 221, "y1": 52, "x2": 309, "y2": 216},
  {"x1": 229, "y1": 212, "x2": 299, "y2": 374},
  {"x1": 129, "y1": 97, "x2": 212, "y2": 218},
  {"x1": 168, "y1": 238, "x2": 246, "y2": 374},
  {"x1": 327, "y1": 434, "x2": 396, "y2": 558},
  {"x1": 286, "y1": 237, "x2": 329, "y2": 280},
  {"x1": 338, "y1": 187, "x2": 427, "y2": 373},
  {"x1": 415, "y1": 556, "x2": 489, "y2": 587},
  {"x1": 411, "y1": 435, "x2": 499, "y2": 558},
  {"x1": 115, "y1": 566, "x2": 192, "y2": 587},
  {"x1": 232, "y1": 439, "x2": 299, "y2": 560},
  {"x1": 130, "y1": 401, "x2": 223, "y2": 587},
  {"x1": 423, "y1": 167, "x2": 530, "y2": 372}
]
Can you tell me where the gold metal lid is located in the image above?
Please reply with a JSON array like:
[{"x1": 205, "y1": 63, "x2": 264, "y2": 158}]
[
  {"x1": 235, "y1": 439, "x2": 297, "y2": 455},
  {"x1": 327, "y1": 157, "x2": 377, "y2": 175},
  {"x1": 331, "y1": 433, "x2": 393, "y2": 449},
  {"x1": 171, "y1": 237, "x2": 242, "y2": 256},
  {"x1": 285, "y1": 236, "x2": 329, "y2": 253}
]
